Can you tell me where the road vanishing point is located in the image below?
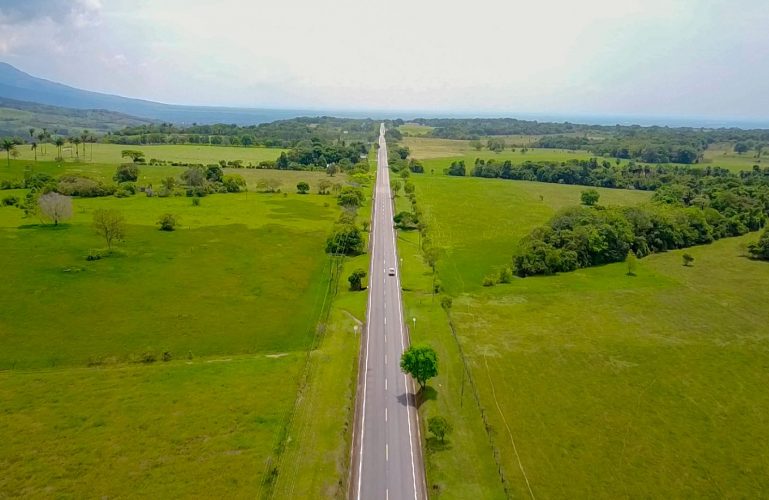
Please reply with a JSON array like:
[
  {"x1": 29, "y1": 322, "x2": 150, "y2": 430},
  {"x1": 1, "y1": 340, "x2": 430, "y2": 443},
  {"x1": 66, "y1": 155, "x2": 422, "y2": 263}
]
[{"x1": 350, "y1": 124, "x2": 427, "y2": 500}]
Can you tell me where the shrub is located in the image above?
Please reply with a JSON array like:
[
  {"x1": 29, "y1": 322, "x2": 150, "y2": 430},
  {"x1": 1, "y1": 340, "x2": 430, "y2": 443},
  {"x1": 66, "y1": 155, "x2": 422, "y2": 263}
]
[
  {"x1": 140, "y1": 352, "x2": 157, "y2": 364},
  {"x1": 348, "y1": 268, "x2": 367, "y2": 291},
  {"x1": 498, "y1": 266, "x2": 513, "y2": 283},
  {"x1": 482, "y1": 275, "x2": 496, "y2": 287},
  {"x1": 748, "y1": 227, "x2": 769, "y2": 260},
  {"x1": 222, "y1": 174, "x2": 246, "y2": 192},
  {"x1": 157, "y1": 213, "x2": 178, "y2": 231},
  {"x1": 114, "y1": 163, "x2": 139, "y2": 183},
  {"x1": 58, "y1": 176, "x2": 116, "y2": 197},
  {"x1": 682, "y1": 253, "x2": 695, "y2": 266},
  {"x1": 440, "y1": 295, "x2": 453, "y2": 309},
  {"x1": 2, "y1": 195, "x2": 19, "y2": 206},
  {"x1": 86, "y1": 249, "x2": 102, "y2": 261},
  {"x1": 192, "y1": 197, "x2": 201, "y2": 206},
  {"x1": 296, "y1": 181, "x2": 310, "y2": 194}
]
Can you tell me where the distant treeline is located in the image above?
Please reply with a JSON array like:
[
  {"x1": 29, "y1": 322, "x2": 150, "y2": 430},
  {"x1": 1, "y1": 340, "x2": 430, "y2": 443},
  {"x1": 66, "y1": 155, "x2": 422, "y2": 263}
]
[
  {"x1": 407, "y1": 117, "x2": 769, "y2": 164},
  {"x1": 106, "y1": 117, "x2": 384, "y2": 147}
]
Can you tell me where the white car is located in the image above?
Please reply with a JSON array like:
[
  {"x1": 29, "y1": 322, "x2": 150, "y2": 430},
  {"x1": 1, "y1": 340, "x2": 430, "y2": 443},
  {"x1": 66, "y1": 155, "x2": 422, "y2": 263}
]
[{"x1": 388, "y1": 267, "x2": 396, "y2": 276}]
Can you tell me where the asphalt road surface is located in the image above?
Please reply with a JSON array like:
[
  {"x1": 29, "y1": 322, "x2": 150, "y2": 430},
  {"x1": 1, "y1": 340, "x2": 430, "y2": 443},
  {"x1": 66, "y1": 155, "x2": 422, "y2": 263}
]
[{"x1": 351, "y1": 124, "x2": 426, "y2": 500}]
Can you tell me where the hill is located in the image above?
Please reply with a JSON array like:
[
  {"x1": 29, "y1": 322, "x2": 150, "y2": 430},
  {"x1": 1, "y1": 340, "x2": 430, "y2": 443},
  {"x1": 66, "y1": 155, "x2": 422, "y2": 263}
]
[
  {"x1": 0, "y1": 97, "x2": 154, "y2": 137},
  {"x1": 0, "y1": 62, "x2": 314, "y2": 125}
]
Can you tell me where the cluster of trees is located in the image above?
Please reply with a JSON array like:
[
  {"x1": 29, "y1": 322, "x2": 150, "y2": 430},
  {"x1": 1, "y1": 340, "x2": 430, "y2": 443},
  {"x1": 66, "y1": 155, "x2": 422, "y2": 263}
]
[
  {"x1": 278, "y1": 138, "x2": 369, "y2": 170},
  {"x1": 325, "y1": 185, "x2": 367, "y2": 256},
  {"x1": 513, "y1": 178, "x2": 769, "y2": 276}
]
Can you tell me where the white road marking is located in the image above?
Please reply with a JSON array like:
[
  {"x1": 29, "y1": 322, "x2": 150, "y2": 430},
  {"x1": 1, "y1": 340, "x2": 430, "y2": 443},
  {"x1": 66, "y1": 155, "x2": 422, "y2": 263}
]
[
  {"x1": 385, "y1": 378, "x2": 388, "y2": 391},
  {"x1": 386, "y1": 443, "x2": 389, "y2": 461},
  {"x1": 385, "y1": 354, "x2": 387, "y2": 365},
  {"x1": 385, "y1": 407, "x2": 388, "y2": 422}
]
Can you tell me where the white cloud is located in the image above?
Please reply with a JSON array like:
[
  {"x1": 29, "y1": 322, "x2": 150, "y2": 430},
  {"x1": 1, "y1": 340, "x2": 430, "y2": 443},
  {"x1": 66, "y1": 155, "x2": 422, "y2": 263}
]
[{"x1": 2, "y1": 0, "x2": 768, "y2": 119}]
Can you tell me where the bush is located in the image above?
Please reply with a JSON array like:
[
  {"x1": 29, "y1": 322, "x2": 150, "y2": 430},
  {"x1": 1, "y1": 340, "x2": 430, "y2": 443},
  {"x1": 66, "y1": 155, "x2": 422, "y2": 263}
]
[
  {"x1": 348, "y1": 268, "x2": 367, "y2": 291},
  {"x1": 498, "y1": 266, "x2": 513, "y2": 283},
  {"x1": 296, "y1": 181, "x2": 310, "y2": 194},
  {"x1": 58, "y1": 176, "x2": 116, "y2": 197},
  {"x1": 482, "y1": 275, "x2": 496, "y2": 287},
  {"x1": 86, "y1": 249, "x2": 102, "y2": 261},
  {"x1": 748, "y1": 227, "x2": 769, "y2": 260},
  {"x1": 157, "y1": 213, "x2": 178, "y2": 231},
  {"x1": 2, "y1": 195, "x2": 19, "y2": 206},
  {"x1": 192, "y1": 197, "x2": 201, "y2": 206},
  {"x1": 440, "y1": 295, "x2": 453, "y2": 309},
  {"x1": 140, "y1": 352, "x2": 157, "y2": 364},
  {"x1": 114, "y1": 163, "x2": 139, "y2": 183},
  {"x1": 222, "y1": 174, "x2": 246, "y2": 192}
]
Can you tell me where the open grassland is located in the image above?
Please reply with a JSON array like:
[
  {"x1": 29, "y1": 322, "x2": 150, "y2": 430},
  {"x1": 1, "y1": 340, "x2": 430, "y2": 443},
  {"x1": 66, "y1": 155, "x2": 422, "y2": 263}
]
[
  {"x1": 401, "y1": 172, "x2": 769, "y2": 497},
  {"x1": 0, "y1": 355, "x2": 302, "y2": 498},
  {"x1": 0, "y1": 154, "x2": 369, "y2": 496},
  {"x1": 398, "y1": 123, "x2": 435, "y2": 136},
  {"x1": 451, "y1": 235, "x2": 769, "y2": 498},
  {"x1": 701, "y1": 141, "x2": 765, "y2": 171},
  {"x1": 0, "y1": 190, "x2": 336, "y2": 369},
  {"x1": 1, "y1": 158, "x2": 339, "y2": 193},
  {"x1": 12, "y1": 142, "x2": 285, "y2": 165},
  {"x1": 405, "y1": 137, "x2": 758, "y2": 172},
  {"x1": 406, "y1": 174, "x2": 651, "y2": 293}
]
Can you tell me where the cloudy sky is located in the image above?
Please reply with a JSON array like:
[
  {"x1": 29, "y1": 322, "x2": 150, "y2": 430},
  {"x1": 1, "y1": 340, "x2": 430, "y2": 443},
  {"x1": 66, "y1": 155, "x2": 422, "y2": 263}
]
[{"x1": 1, "y1": 0, "x2": 768, "y2": 120}]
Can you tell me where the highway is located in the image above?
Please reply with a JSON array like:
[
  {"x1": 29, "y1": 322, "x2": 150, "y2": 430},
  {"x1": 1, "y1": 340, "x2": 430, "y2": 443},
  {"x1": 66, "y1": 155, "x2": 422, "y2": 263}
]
[{"x1": 350, "y1": 124, "x2": 426, "y2": 500}]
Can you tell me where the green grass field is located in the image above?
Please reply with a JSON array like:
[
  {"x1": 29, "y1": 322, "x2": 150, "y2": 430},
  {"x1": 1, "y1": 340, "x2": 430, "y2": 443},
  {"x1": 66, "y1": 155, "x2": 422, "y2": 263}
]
[
  {"x1": 405, "y1": 174, "x2": 651, "y2": 293},
  {"x1": 404, "y1": 136, "x2": 759, "y2": 173},
  {"x1": 398, "y1": 123, "x2": 435, "y2": 136},
  {"x1": 0, "y1": 154, "x2": 368, "y2": 496},
  {"x1": 398, "y1": 172, "x2": 769, "y2": 497},
  {"x1": 12, "y1": 142, "x2": 284, "y2": 165}
]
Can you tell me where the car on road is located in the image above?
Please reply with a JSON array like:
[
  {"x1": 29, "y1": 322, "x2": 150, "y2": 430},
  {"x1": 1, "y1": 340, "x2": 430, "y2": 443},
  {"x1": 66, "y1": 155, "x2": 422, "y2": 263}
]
[{"x1": 388, "y1": 267, "x2": 396, "y2": 276}]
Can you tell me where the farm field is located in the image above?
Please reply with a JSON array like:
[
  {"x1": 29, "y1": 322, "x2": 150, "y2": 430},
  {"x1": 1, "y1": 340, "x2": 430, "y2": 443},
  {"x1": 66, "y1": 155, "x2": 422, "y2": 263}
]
[
  {"x1": 404, "y1": 136, "x2": 759, "y2": 173},
  {"x1": 12, "y1": 142, "x2": 285, "y2": 165},
  {"x1": 405, "y1": 174, "x2": 652, "y2": 293},
  {"x1": 399, "y1": 172, "x2": 769, "y2": 497},
  {"x1": 0, "y1": 156, "x2": 369, "y2": 496},
  {"x1": 1, "y1": 158, "x2": 336, "y2": 193}
]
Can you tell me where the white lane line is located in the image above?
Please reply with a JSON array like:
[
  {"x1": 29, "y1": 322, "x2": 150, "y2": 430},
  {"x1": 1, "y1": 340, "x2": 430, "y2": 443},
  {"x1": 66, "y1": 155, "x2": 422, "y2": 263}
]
[
  {"x1": 385, "y1": 378, "x2": 388, "y2": 391},
  {"x1": 384, "y1": 316, "x2": 387, "y2": 326},
  {"x1": 386, "y1": 443, "x2": 389, "y2": 462},
  {"x1": 385, "y1": 407, "x2": 388, "y2": 422},
  {"x1": 385, "y1": 354, "x2": 387, "y2": 365}
]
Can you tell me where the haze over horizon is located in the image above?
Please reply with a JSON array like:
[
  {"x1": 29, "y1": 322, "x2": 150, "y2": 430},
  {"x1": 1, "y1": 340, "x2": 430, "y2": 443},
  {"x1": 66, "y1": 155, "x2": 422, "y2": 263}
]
[{"x1": 1, "y1": 0, "x2": 768, "y2": 123}]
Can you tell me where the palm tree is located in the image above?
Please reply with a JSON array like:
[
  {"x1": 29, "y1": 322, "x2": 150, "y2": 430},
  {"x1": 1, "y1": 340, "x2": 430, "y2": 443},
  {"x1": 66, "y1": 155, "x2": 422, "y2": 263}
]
[
  {"x1": 72, "y1": 137, "x2": 82, "y2": 159},
  {"x1": 55, "y1": 137, "x2": 65, "y2": 159},
  {"x1": 31, "y1": 142, "x2": 37, "y2": 161},
  {"x1": 81, "y1": 130, "x2": 90, "y2": 162},
  {"x1": 2, "y1": 138, "x2": 17, "y2": 168},
  {"x1": 37, "y1": 132, "x2": 46, "y2": 156}
]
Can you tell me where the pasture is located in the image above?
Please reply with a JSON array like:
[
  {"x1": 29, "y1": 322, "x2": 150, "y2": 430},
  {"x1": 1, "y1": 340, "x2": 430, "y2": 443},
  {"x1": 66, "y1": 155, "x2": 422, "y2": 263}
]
[
  {"x1": 404, "y1": 136, "x2": 759, "y2": 173},
  {"x1": 0, "y1": 154, "x2": 368, "y2": 496},
  {"x1": 12, "y1": 142, "x2": 284, "y2": 166},
  {"x1": 398, "y1": 172, "x2": 769, "y2": 497}
]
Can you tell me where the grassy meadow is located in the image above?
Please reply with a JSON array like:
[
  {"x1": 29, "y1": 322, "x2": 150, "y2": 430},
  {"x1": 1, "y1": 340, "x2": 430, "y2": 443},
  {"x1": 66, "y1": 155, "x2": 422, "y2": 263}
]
[
  {"x1": 404, "y1": 136, "x2": 760, "y2": 173},
  {"x1": 397, "y1": 171, "x2": 769, "y2": 497},
  {"x1": 0, "y1": 154, "x2": 369, "y2": 496},
  {"x1": 12, "y1": 142, "x2": 285, "y2": 165}
]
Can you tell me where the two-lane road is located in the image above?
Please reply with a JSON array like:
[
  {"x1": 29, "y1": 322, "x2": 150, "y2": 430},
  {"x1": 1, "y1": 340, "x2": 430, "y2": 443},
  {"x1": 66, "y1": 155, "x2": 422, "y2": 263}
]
[{"x1": 351, "y1": 124, "x2": 426, "y2": 499}]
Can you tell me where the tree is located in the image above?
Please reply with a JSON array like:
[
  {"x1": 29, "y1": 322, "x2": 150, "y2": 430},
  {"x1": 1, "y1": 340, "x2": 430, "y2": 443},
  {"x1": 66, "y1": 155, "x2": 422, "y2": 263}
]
[
  {"x1": 348, "y1": 268, "x2": 367, "y2": 291},
  {"x1": 54, "y1": 137, "x2": 65, "y2": 159},
  {"x1": 277, "y1": 152, "x2": 290, "y2": 170},
  {"x1": 38, "y1": 192, "x2": 73, "y2": 225},
  {"x1": 121, "y1": 150, "x2": 145, "y2": 163},
  {"x1": 92, "y1": 209, "x2": 126, "y2": 250},
  {"x1": 2, "y1": 138, "x2": 16, "y2": 167},
  {"x1": 296, "y1": 181, "x2": 310, "y2": 194},
  {"x1": 626, "y1": 249, "x2": 637, "y2": 276},
  {"x1": 206, "y1": 164, "x2": 223, "y2": 182},
  {"x1": 114, "y1": 163, "x2": 139, "y2": 183},
  {"x1": 682, "y1": 253, "x2": 694, "y2": 266},
  {"x1": 748, "y1": 227, "x2": 769, "y2": 260},
  {"x1": 427, "y1": 416, "x2": 452, "y2": 443},
  {"x1": 222, "y1": 174, "x2": 246, "y2": 192},
  {"x1": 318, "y1": 179, "x2": 332, "y2": 195},
  {"x1": 734, "y1": 142, "x2": 750, "y2": 154},
  {"x1": 400, "y1": 345, "x2": 438, "y2": 391},
  {"x1": 31, "y1": 142, "x2": 37, "y2": 161},
  {"x1": 182, "y1": 166, "x2": 207, "y2": 187},
  {"x1": 581, "y1": 189, "x2": 600, "y2": 206},
  {"x1": 157, "y1": 213, "x2": 178, "y2": 231},
  {"x1": 326, "y1": 225, "x2": 364, "y2": 255}
]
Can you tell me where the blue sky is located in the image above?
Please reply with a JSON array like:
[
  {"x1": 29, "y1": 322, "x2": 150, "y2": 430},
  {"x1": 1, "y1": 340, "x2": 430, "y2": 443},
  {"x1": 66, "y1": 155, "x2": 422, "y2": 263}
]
[{"x1": 1, "y1": 0, "x2": 768, "y2": 121}]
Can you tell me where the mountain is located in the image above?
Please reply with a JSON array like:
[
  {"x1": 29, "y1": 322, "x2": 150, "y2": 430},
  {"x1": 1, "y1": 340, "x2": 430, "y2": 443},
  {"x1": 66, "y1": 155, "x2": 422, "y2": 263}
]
[
  {"x1": 0, "y1": 96, "x2": 155, "y2": 137},
  {"x1": 0, "y1": 62, "x2": 316, "y2": 125}
]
